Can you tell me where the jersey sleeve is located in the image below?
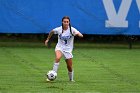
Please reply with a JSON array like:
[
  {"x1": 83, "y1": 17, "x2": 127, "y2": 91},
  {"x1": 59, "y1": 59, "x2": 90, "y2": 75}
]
[
  {"x1": 52, "y1": 27, "x2": 59, "y2": 34},
  {"x1": 71, "y1": 27, "x2": 80, "y2": 36}
]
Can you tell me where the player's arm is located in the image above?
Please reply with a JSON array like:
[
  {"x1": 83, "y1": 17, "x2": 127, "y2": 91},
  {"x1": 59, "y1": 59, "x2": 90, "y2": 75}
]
[
  {"x1": 45, "y1": 30, "x2": 54, "y2": 46},
  {"x1": 74, "y1": 31, "x2": 83, "y2": 38}
]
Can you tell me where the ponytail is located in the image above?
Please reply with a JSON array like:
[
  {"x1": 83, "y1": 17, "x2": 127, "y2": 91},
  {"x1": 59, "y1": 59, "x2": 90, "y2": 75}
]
[{"x1": 69, "y1": 23, "x2": 74, "y2": 36}]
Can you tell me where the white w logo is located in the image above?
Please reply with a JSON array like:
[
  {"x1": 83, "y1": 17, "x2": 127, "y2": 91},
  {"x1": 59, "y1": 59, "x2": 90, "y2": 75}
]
[{"x1": 103, "y1": 0, "x2": 140, "y2": 28}]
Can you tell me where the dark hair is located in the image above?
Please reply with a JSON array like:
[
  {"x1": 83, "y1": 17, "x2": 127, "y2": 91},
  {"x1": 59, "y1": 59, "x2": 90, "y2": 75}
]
[
  {"x1": 62, "y1": 16, "x2": 70, "y2": 22},
  {"x1": 61, "y1": 16, "x2": 73, "y2": 36}
]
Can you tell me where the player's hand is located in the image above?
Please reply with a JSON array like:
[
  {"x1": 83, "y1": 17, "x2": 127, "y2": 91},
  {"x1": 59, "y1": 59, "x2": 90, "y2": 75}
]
[{"x1": 45, "y1": 39, "x2": 49, "y2": 46}]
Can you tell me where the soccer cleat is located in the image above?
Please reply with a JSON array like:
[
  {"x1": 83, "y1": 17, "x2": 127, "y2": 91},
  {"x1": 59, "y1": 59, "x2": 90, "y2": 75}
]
[{"x1": 70, "y1": 80, "x2": 75, "y2": 82}]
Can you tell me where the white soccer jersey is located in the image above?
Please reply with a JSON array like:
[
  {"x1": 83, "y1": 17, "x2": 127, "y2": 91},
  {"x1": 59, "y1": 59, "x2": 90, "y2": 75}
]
[{"x1": 53, "y1": 26, "x2": 79, "y2": 52}]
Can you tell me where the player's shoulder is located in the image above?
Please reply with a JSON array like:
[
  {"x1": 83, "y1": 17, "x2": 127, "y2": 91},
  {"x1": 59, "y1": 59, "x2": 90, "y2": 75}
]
[
  {"x1": 53, "y1": 26, "x2": 62, "y2": 31},
  {"x1": 71, "y1": 26, "x2": 79, "y2": 32},
  {"x1": 71, "y1": 26, "x2": 77, "y2": 30},
  {"x1": 56, "y1": 26, "x2": 62, "y2": 30}
]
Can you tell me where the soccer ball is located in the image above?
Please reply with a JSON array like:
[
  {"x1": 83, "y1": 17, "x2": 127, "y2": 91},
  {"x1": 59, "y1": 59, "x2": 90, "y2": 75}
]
[{"x1": 46, "y1": 70, "x2": 57, "y2": 81}]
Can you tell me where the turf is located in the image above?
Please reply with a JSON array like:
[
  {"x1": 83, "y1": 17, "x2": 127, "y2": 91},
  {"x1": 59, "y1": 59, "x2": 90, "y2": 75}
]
[{"x1": 0, "y1": 42, "x2": 140, "y2": 93}]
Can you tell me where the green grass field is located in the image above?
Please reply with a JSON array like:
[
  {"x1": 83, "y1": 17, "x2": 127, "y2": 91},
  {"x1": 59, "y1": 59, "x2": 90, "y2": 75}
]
[{"x1": 0, "y1": 42, "x2": 140, "y2": 93}]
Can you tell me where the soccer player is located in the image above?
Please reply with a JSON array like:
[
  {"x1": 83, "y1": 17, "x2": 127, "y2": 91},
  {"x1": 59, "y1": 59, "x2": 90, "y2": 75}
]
[{"x1": 45, "y1": 16, "x2": 83, "y2": 82}]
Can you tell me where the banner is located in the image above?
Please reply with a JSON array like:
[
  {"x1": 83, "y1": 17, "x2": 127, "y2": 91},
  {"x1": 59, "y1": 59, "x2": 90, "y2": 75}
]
[{"x1": 0, "y1": 0, "x2": 140, "y2": 35}]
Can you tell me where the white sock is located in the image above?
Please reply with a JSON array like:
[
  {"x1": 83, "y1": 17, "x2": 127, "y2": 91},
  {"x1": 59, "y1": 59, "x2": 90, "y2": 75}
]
[
  {"x1": 52, "y1": 62, "x2": 59, "y2": 72},
  {"x1": 68, "y1": 71, "x2": 74, "y2": 81}
]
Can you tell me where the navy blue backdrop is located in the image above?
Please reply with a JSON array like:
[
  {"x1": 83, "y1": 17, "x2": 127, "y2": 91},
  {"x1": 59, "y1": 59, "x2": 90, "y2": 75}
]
[{"x1": 0, "y1": 0, "x2": 140, "y2": 35}]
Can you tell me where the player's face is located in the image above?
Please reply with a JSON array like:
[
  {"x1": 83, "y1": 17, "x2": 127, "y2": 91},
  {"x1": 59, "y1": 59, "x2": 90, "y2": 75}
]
[{"x1": 62, "y1": 19, "x2": 70, "y2": 29}]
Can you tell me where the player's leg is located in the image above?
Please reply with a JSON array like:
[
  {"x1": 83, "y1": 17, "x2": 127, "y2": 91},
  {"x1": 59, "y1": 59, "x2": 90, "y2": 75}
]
[
  {"x1": 52, "y1": 50, "x2": 63, "y2": 72},
  {"x1": 65, "y1": 58, "x2": 74, "y2": 81},
  {"x1": 63, "y1": 52, "x2": 74, "y2": 81},
  {"x1": 65, "y1": 58, "x2": 73, "y2": 72},
  {"x1": 46, "y1": 50, "x2": 63, "y2": 82}
]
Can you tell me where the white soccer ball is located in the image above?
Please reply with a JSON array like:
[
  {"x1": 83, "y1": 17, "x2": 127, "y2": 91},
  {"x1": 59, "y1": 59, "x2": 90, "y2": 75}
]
[{"x1": 47, "y1": 70, "x2": 57, "y2": 81}]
